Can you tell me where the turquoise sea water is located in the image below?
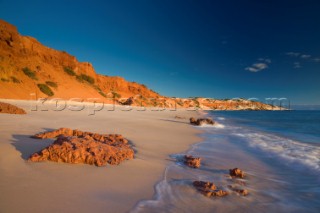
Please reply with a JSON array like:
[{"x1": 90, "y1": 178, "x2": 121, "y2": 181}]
[
  {"x1": 213, "y1": 110, "x2": 320, "y2": 145},
  {"x1": 132, "y1": 110, "x2": 320, "y2": 213}
]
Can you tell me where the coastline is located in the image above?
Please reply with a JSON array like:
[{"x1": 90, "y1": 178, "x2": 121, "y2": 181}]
[
  {"x1": 0, "y1": 99, "x2": 203, "y2": 213},
  {"x1": 131, "y1": 110, "x2": 320, "y2": 212}
]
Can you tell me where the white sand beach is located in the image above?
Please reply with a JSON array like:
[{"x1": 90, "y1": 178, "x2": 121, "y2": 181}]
[{"x1": 0, "y1": 99, "x2": 201, "y2": 213}]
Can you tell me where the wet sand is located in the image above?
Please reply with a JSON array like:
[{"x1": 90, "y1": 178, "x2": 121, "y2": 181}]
[{"x1": 131, "y1": 121, "x2": 320, "y2": 213}]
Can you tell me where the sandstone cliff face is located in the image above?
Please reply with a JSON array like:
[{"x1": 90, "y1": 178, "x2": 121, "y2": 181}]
[
  {"x1": 0, "y1": 19, "x2": 159, "y2": 101},
  {"x1": 0, "y1": 19, "x2": 283, "y2": 110}
]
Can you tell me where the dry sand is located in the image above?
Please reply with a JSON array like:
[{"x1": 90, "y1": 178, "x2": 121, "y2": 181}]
[{"x1": 0, "y1": 99, "x2": 202, "y2": 213}]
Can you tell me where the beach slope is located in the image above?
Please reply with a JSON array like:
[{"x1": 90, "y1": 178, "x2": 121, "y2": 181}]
[{"x1": 0, "y1": 100, "x2": 201, "y2": 213}]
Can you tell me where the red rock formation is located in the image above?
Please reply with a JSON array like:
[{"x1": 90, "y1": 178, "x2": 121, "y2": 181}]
[
  {"x1": 32, "y1": 127, "x2": 73, "y2": 139},
  {"x1": 184, "y1": 155, "x2": 201, "y2": 168},
  {"x1": 211, "y1": 190, "x2": 229, "y2": 197},
  {"x1": 228, "y1": 185, "x2": 249, "y2": 196},
  {"x1": 0, "y1": 101, "x2": 26, "y2": 114},
  {"x1": 0, "y1": 19, "x2": 159, "y2": 101},
  {"x1": 193, "y1": 181, "x2": 217, "y2": 191},
  {"x1": 190, "y1": 117, "x2": 197, "y2": 124},
  {"x1": 118, "y1": 97, "x2": 134, "y2": 105},
  {"x1": 193, "y1": 181, "x2": 228, "y2": 197},
  {"x1": 237, "y1": 189, "x2": 248, "y2": 196},
  {"x1": 229, "y1": 168, "x2": 245, "y2": 178},
  {"x1": 189, "y1": 117, "x2": 215, "y2": 126},
  {"x1": 29, "y1": 128, "x2": 134, "y2": 166}
]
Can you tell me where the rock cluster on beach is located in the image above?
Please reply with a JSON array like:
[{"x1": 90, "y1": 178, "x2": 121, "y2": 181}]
[
  {"x1": 229, "y1": 168, "x2": 245, "y2": 178},
  {"x1": 192, "y1": 167, "x2": 249, "y2": 198},
  {"x1": 189, "y1": 117, "x2": 215, "y2": 126},
  {"x1": 193, "y1": 181, "x2": 228, "y2": 197},
  {"x1": 180, "y1": 153, "x2": 249, "y2": 198},
  {"x1": 0, "y1": 102, "x2": 26, "y2": 114},
  {"x1": 228, "y1": 185, "x2": 249, "y2": 196},
  {"x1": 184, "y1": 155, "x2": 201, "y2": 168},
  {"x1": 29, "y1": 128, "x2": 134, "y2": 166}
]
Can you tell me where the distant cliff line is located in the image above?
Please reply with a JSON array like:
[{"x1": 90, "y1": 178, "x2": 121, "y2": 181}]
[
  {"x1": 22, "y1": 96, "x2": 287, "y2": 111},
  {"x1": 0, "y1": 19, "x2": 283, "y2": 110}
]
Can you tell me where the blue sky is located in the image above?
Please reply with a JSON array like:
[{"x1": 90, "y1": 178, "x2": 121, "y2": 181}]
[{"x1": 1, "y1": 0, "x2": 320, "y2": 104}]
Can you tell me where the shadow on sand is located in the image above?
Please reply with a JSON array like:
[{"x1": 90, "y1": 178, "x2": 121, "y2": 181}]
[
  {"x1": 158, "y1": 118, "x2": 190, "y2": 125},
  {"x1": 10, "y1": 128, "x2": 55, "y2": 160}
]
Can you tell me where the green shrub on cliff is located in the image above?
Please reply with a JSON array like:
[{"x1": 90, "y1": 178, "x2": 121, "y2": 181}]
[
  {"x1": 99, "y1": 91, "x2": 107, "y2": 97},
  {"x1": 64, "y1": 67, "x2": 76, "y2": 76},
  {"x1": 76, "y1": 74, "x2": 95, "y2": 84},
  {"x1": 112, "y1": 91, "x2": 121, "y2": 98},
  {"x1": 11, "y1": 76, "x2": 21, "y2": 83},
  {"x1": 1, "y1": 78, "x2": 9, "y2": 82},
  {"x1": 37, "y1": 84, "x2": 54, "y2": 96},
  {"x1": 94, "y1": 86, "x2": 107, "y2": 97},
  {"x1": 22, "y1": 67, "x2": 38, "y2": 80}
]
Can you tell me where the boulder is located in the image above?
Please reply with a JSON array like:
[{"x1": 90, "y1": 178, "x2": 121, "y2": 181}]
[
  {"x1": 29, "y1": 128, "x2": 134, "y2": 167},
  {"x1": 211, "y1": 190, "x2": 229, "y2": 197},
  {"x1": 228, "y1": 185, "x2": 249, "y2": 196},
  {"x1": 189, "y1": 117, "x2": 215, "y2": 126},
  {"x1": 184, "y1": 155, "x2": 201, "y2": 168},
  {"x1": 32, "y1": 127, "x2": 73, "y2": 139},
  {"x1": 193, "y1": 181, "x2": 217, "y2": 191},
  {"x1": 0, "y1": 102, "x2": 26, "y2": 114},
  {"x1": 119, "y1": 97, "x2": 134, "y2": 105},
  {"x1": 234, "y1": 188, "x2": 248, "y2": 196},
  {"x1": 190, "y1": 117, "x2": 197, "y2": 124},
  {"x1": 193, "y1": 181, "x2": 228, "y2": 198},
  {"x1": 229, "y1": 168, "x2": 245, "y2": 178}
]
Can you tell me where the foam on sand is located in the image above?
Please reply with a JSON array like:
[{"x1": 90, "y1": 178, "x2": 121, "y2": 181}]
[{"x1": 197, "y1": 122, "x2": 225, "y2": 129}]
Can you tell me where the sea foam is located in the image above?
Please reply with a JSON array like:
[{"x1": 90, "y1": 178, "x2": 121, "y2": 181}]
[
  {"x1": 197, "y1": 122, "x2": 225, "y2": 129},
  {"x1": 234, "y1": 132, "x2": 320, "y2": 172},
  {"x1": 216, "y1": 117, "x2": 225, "y2": 120}
]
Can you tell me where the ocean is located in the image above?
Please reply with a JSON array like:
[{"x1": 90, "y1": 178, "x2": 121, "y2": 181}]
[{"x1": 131, "y1": 110, "x2": 320, "y2": 213}]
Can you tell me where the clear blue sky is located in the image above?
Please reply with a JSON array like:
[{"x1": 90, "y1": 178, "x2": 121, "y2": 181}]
[{"x1": 1, "y1": 0, "x2": 320, "y2": 104}]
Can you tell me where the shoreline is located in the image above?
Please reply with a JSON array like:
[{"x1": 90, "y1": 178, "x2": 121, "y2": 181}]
[
  {"x1": 130, "y1": 110, "x2": 320, "y2": 212},
  {"x1": 0, "y1": 99, "x2": 203, "y2": 213}
]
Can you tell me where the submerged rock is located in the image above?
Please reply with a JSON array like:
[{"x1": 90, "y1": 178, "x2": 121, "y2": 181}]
[
  {"x1": 234, "y1": 188, "x2": 249, "y2": 196},
  {"x1": 228, "y1": 185, "x2": 249, "y2": 196},
  {"x1": 211, "y1": 190, "x2": 229, "y2": 197},
  {"x1": 29, "y1": 128, "x2": 134, "y2": 166},
  {"x1": 193, "y1": 181, "x2": 217, "y2": 191},
  {"x1": 189, "y1": 117, "x2": 215, "y2": 126},
  {"x1": 184, "y1": 155, "x2": 201, "y2": 168},
  {"x1": 229, "y1": 168, "x2": 245, "y2": 178},
  {"x1": 193, "y1": 181, "x2": 228, "y2": 198}
]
